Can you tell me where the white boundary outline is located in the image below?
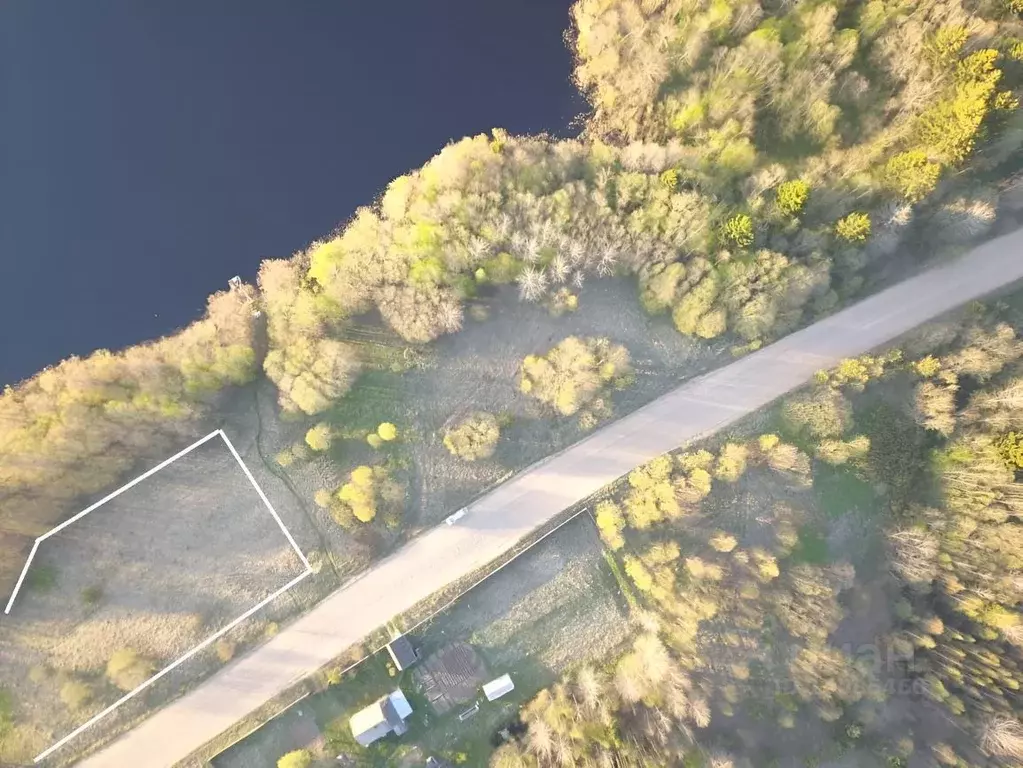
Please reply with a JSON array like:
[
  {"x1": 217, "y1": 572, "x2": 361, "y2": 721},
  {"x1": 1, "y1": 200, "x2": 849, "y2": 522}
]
[{"x1": 0, "y1": 429, "x2": 313, "y2": 763}]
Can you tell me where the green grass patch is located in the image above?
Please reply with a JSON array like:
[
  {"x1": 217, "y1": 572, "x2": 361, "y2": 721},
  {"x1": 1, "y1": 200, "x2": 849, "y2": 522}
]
[
  {"x1": 26, "y1": 565, "x2": 57, "y2": 592},
  {"x1": 792, "y1": 525, "x2": 829, "y2": 564},
  {"x1": 601, "y1": 549, "x2": 638, "y2": 611},
  {"x1": 328, "y1": 371, "x2": 408, "y2": 438},
  {"x1": 813, "y1": 465, "x2": 877, "y2": 519}
]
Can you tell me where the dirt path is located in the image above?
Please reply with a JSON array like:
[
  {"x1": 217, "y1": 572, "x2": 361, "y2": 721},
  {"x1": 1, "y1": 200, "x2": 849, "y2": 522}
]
[{"x1": 75, "y1": 227, "x2": 1023, "y2": 768}]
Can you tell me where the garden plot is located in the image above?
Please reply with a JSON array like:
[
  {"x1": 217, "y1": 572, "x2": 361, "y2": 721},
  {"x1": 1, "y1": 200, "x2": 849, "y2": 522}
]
[
  {"x1": 212, "y1": 514, "x2": 632, "y2": 768},
  {"x1": 0, "y1": 433, "x2": 309, "y2": 765}
]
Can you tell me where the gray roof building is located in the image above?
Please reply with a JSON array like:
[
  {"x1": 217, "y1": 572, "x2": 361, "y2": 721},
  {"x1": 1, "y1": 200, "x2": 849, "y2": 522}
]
[{"x1": 386, "y1": 635, "x2": 419, "y2": 671}]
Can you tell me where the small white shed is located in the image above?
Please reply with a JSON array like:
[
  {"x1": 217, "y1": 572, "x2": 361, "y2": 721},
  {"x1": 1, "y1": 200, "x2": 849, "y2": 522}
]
[{"x1": 482, "y1": 673, "x2": 515, "y2": 702}]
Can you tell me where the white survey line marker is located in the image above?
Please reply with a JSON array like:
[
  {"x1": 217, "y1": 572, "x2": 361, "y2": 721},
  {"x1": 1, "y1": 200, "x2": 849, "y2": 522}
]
[{"x1": 0, "y1": 429, "x2": 312, "y2": 763}]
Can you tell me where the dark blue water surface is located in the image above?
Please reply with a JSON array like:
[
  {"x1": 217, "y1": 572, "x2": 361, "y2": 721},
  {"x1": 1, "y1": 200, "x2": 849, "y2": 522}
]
[{"x1": 1, "y1": 0, "x2": 584, "y2": 385}]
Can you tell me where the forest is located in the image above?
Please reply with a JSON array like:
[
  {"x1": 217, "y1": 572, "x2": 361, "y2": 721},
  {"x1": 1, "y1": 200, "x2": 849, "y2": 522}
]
[
  {"x1": 2, "y1": 0, "x2": 1023, "y2": 763},
  {"x1": 488, "y1": 296, "x2": 1023, "y2": 767}
]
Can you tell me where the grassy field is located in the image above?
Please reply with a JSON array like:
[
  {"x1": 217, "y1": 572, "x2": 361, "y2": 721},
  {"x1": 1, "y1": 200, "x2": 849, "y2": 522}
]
[
  {"x1": 0, "y1": 433, "x2": 328, "y2": 767},
  {"x1": 212, "y1": 514, "x2": 632, "y2": 768},
  {"x1": 266, "y1": 277, "x2": 726, "y2": 568}
]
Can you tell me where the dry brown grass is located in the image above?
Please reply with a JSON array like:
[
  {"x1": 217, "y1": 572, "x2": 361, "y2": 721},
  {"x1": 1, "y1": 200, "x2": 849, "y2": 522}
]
[{"x1": 0, "y1": 437, "x2": 309, "y2": 766}]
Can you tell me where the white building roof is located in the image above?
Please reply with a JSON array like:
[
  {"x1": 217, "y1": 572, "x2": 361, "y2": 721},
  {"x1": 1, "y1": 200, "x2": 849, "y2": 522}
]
[
  {"x1": 482, "y1": 673, "x2": 515, "y2": 701},
  {"x1": 349, "y1": 688, "x2": 413, "y2": 747}
]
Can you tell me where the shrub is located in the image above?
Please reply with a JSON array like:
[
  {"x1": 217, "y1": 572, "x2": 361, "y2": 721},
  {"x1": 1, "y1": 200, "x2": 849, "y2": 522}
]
[
  {"x1": 713, "y1": 443, "x2": 749, "y2": 481},
  {"x1": 290, "y1": 441, "x2": 312, "y2": 462},
  {"x1": 305, "y1": 423, "x2": 333, "y2": 452},
  {"x1": 59, "y1": 680, "x2": 93, "y2": 711},
  {"x1": 996, "y1": 432, "x2": 1023, "y2": 468},
  {"x1": 546, "y1": 287, "x2": 579, "y2": 317},
  {"x1": 519, "y1": 336, "x2": 632, "y2": 416},
  {"x1": 443, "y1": 412, "x2": 501, "y2": 461},
  {"x1": 277, "y1": 749, "x2": 313, "y2": 768},
  {"x1": 336, "y1": 465, "x2": 404, "y2": 524},
  {"x1": 594, "y1": 500, "x2": 626, "y2": 550},
  {"x1": 776, "y1": 180, "x2": 810, "y2": 216},
  {"x1": 816, "y1": 435, "x2": 871, "y2": 465},
  {"x1": 313, "y1": 488, "x2": 333, "y2": 508},
  {"x1": 782, "y1": 388, "x2": 853, "y2": 439},
  {"x1": 479, "y1": 252, "x2": 523, "y2": 284},
  {"x1": 215, "y1": 638, "x2": 236, "y2": 663},
  {"x1": 914, "y1": 355, "x2": 942, "y2": 377},
  {"x1": 106, "y1": 648, "x2": 154, "y2": 692},
  {"x1": 624, "y1": 556, "x2": 653, "y2": 592},
  {"x1": 275, "y1": 447, "x2": 295, "y2": 467},
  {"x1": 835, "y1": 212, "x2": 871, "y2": 242},
  {"x1": 722, "y1": 213, "x2": 754, "y2": 248},
  {"x1": 709, "y1": 532, "x2": 738, "y2": 552}
]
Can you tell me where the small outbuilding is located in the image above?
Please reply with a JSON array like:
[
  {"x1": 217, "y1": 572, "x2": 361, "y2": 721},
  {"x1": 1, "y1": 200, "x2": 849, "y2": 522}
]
[
  {"x1": 349, "y1": 689, "x2": 413, "y2": 747},
  {"x1": 386, "y1": 635, "x2": 420, "y2": 671},
  {"x1": 482, "y1": 673, "x2": 515, "y2": 702}
]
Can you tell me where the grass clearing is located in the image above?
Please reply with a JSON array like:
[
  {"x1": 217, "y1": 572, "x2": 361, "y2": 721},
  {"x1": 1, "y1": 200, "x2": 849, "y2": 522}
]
[
  {"x1": 1, "y1": 433, "x2": 326, "y2": 767},
  {"x1": 813, "y1": 465, "x2": 878, "y2": 520},
  {"x1": 268, "y1": 279, "x2": 725, "y2": 574}
]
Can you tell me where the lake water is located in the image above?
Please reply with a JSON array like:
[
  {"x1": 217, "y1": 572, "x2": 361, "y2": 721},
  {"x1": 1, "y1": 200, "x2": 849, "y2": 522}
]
[{"x1": 1, "y1": 0, "x2": 585, "y2": 385}]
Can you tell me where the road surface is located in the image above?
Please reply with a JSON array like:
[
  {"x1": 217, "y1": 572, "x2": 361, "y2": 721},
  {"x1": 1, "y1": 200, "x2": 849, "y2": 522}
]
[{"x1": 77, "y1": 228, "x2": 1023, "y2": 767}]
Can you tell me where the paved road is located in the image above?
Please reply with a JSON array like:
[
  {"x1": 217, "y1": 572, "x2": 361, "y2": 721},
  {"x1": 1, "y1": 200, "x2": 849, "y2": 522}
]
[{"x1": 77, "y1": 228, "x2": 1023, "y2": 767}]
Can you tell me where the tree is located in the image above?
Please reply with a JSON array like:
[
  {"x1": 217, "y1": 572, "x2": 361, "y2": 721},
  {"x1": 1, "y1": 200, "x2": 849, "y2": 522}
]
[
  {"x1": 915, "y1": 381, "x2": 957, "y2": 435},
  {"x1": 776, "y1": 180, "x2": 810, "y2": 216},
  {"x1": 996, "y1": 431, "x2": 1023, "y2": 468},
  {"x1": 519, "y1": 337, "x2": 632, "y2": 416},
  {"x1": 259, "y1": 259, "x2": 361, "y2": 415},
  {"x1": 835, "y1": 212, "x2": 871, "y2": 243},
  {"x1": 722, "y1": 213, "x2": 755, "y2": 248},
  {"x1": 673, "y1": 274, "x2": 723, "y2": 338},
  {"x1": 882, "y1": 151, "x2": 942, "y2": 203},
  {"x1": 443, "y1": 412, "x2": 500, "y2": 461},
  {"x1": 639, "y1": 261, "x2": 686, "y2": 314},
  {"x1": 277, "y1": 750, "x2": 313, "y2": 768},
  {"x1": 263, "y1": 337, "x2": 360, "y2": 415},
  {"x1": 377, "y1": 422, "x2": 398, "y2": 442},
  {"x1": 916, "y1": 50, "x2": 1003, "y2": 166},
  {"x1": 624, "y1": 456, "x2": 679, "y2": 527}
]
